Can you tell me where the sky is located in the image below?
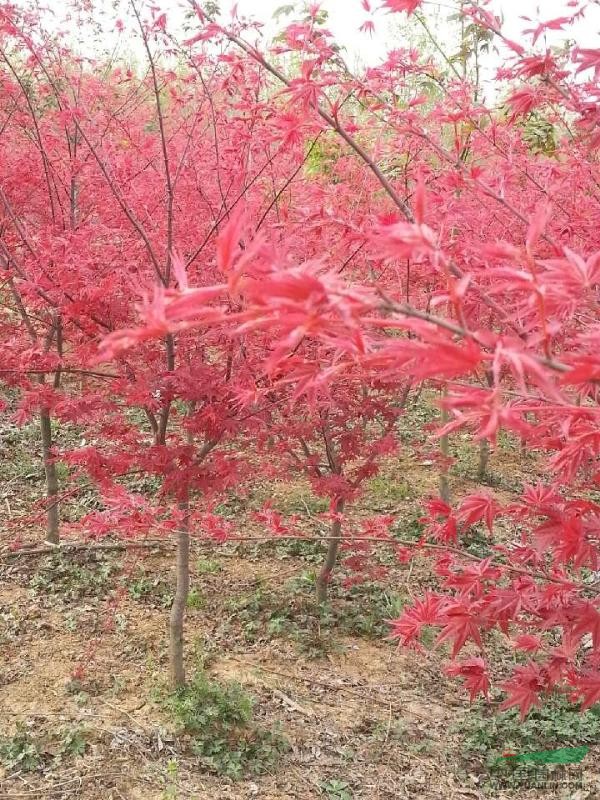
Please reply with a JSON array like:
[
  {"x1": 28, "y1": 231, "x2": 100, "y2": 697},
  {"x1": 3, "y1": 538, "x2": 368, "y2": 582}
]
[
  {"x1": 30, "y1": 0, "x2": 600, "y2": 78},
  {"x1": 224, "y1": 0, "x2": 600, "y2": 68}
]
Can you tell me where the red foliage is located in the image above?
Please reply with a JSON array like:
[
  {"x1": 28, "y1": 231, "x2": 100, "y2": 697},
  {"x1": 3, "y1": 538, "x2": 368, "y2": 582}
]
[{"x1": 1, "y1": 0, "x2": 600, "y2": 714}]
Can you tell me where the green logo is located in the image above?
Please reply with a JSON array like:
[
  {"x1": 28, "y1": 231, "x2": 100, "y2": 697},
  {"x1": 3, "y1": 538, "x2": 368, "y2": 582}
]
[{"x1": 499, "y1": 746, "x2": 589, "y2": 766}]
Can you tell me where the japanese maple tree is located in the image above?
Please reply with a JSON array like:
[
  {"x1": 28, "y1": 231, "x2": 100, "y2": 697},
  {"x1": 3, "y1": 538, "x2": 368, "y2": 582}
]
[
  {"x1": 2, "y1": 0, "x2": 600, "y2": 712},
  {"x1": 95, "y1": 0, "x2": 600, "y2": 713}
]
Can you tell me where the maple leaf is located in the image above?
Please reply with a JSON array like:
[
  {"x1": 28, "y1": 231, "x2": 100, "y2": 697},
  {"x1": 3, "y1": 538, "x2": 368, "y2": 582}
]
[
  {"x1": 253, "y1": 504, "x2": 297, "y2": 536},
  {"x1": 199, "y1": 512, "x2": 234, "y2": 543},
  {"x1": 524, "y1": 16, "x2": 572, "y2": 45},
  {"x1": 388, "y1": 592, "x2": 445, "y2": 648},
  {"x1": 526, "y1": 202, "x2": 552, "y2": 255},
  {"x1": 571, "y1": 602, "x2": 600, "y2": 652},
  {"x1": 216, "y1": 207, "x2": 246, "y2": 277},
  {"x1": 383, "y1": 0, "x2": 422, "y2": 13},
  {"x1": 571, "y1": 672, "x2": 600, "y2": 711},
  {"x1": 446, "y1": 657, "x2": 490, "y2": 701},
  {"x1": 573, "y1": 48, "x2": 600, "y2": 77},
  {"x1": 508, "y1": 87, "x2": 544, "y2": 118},
  {"x1": 457, "y1": 492, "x2": 500, "y2": 533},
  {"x1": 436, "y1": 601, "x2": 484, "y2": 657},
  {"x1": 513, "y1": 634, "x2": 543, "y2": 653},
  {"x1": 444, "y1": 558, "x2": 502, "y2": 597},
  {"x1": 547, "y1": 635, "x2": 580, "y2": 682},
  {"x1": 500, "y1": 663, "x2": 548, "y2": 719},
  {"x1": 516, "y1": 52, "x2": 556, "y2": 78},
  {"x1": 184, "y1": 23, "x2": 222, "y2": 45},
  {"x1": 373, "y1": 219, "x2": 438, "y2": 261}
]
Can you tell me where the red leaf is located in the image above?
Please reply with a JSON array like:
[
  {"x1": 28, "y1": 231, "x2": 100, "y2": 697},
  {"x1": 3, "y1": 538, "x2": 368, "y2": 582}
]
[
  {"x1": 500, "y1": 663, "x2": 548, "y2": 719},
  {"x1": 572, "y1": 672, "x2": 600, "y2": 711},
  {"x1": 436, "y1": 601, "x2": 484, "y2": 657},
  {"x1": 216, "y1": 207, "x2": 246, "y2": 276},
  {"x1": 457, "y1": 492, "x2": 499, "y2": 533},
  {"x1": 571, "y1": 602, "x2": 600, "y2": 652},
  {"x1": 446, "y1": 657, "x2": 490, "y2": 701},
  {"x1": 383, "y1": 0, "x2": 422, "y2": 13},
  {"x1": 388, "y1": 593, "x2": 445, "y2": 648},
  {"x1": 513, "y1": 635, "x2": 543, "y2": 653}
]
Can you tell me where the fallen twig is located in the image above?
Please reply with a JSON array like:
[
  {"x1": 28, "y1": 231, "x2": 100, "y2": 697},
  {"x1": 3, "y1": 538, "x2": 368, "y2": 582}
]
[
  {"x1": 0, "y1": 539, "x2": 173, "y2": 560},
  {"x1": 272, "y1": 687, "x2": 314, "y2": 717}
]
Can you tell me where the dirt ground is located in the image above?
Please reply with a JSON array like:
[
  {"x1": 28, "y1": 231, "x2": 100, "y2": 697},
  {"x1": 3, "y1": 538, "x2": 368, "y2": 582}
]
[{"x1": 1, "y1": 428, "x2": 599, "y2": 799}]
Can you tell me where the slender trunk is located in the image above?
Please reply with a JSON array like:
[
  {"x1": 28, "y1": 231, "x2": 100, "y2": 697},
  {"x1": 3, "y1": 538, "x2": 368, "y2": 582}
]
[
  {"x1": 477, "y1": 437, "x2": 490, "y2": 483},
  {"x1": 316, "y1": 498, "x2": 345, "y2": 604},
  {"x1": 39, "y1": 315, "x2": 61, "y2": 544},
  {"x1": 439, "y1": 431, "x2": 451, "y2": 503},
  {"x1": 40, "y1": 408, "x2": 59, "y2": 544},
  {"x1": 439, "y1": 387, "x2": 451, "y2": 504},
  {"x1": 478, "y1": 369, "x2": 493, "y2": 483},
  {"x1": 520, "y1": 436, "x2": 527, "y2": 460},
  {"x1": 157, "y1": 333, "x2": 175, "y2": 445},
  {"x1": 169, "y1": 498, "x2": 190, "y2": 689}
]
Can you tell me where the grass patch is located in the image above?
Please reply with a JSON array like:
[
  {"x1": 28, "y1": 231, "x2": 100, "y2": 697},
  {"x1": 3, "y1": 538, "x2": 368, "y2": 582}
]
[
  {"x1": 456, "y1": 694, "x2": 600, "y2": 790},
  {"x1": 29, "y1": 553, "x2": 118, "y2": 600},
  {"x1": 161, "y1": 667, "x2": 288, "y2": 779},
  {"x1": 223, "y1": 577, "x2": 406, "y2": 656},
  {"x1": 365, "y1": 475, "x2": 411, "y2": 508},
  {"x1": 127, "y1": 572, "x2": 173, "y2": 608}
]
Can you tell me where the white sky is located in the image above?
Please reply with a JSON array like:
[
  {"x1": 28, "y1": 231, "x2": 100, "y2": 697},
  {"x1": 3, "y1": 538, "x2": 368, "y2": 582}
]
[
  {"x1": 225, "y1": 0, "x2": 600, "y2": 68},
  {"x1": 32, "y1": 0, "x2": 600, "y2": 78}
]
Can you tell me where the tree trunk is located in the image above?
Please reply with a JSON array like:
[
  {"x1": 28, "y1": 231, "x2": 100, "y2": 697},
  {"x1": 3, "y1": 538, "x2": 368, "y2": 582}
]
[
  {"x1": 157, "y1": 333, "x2": 175, "y2": 446},
  {"x1": 40, "y1": 408, "x2": 59, "y2": 544},
  {"x1": 439, "y1": 387, "x2": 451, "y2": 504},
  {"x1": 477, "y1": 437, "x2": 490, "y2": 483},
  {"x1": 169, "y1": 499, "x2": 190, "y2": 689},
  {"x1": 316, "y1": 498, "x2": 345, "y2": 604}
]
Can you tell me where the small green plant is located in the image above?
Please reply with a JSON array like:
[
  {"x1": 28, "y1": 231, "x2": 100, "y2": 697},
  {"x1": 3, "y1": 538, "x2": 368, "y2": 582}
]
[
  {"x1": 275, "y1": 538, "x2": 324, "y2": 562},
  {"x1": 258, "y1": 482, "x2": 329, "y2": 516},
  {"x1": 319, "y1": 778, "x2": 353, "y2": 800},
  {"x1": 29, "y1": 554, "x2": 117, "y2": 599},
  {"x1": 127, "y1": 574, "x2": 173, "y2": 608},
  {"x1": 366, "y1": 475, "x2": 411, "y2": 508},
  {"x1": 187, "y1": 588, "x2": 204, "y2": 609},
  {"x1": 162, "y1": 758, "x2": 179, "y2": 800},
  {"x1": 161, "y1": 667, "x2": 288, "y2": 779},
  {"x1": 0, "y1": 725, "x2": 42, "y2": 772},
  {"x1": 457, "y1": 694, "x2": 600, "y2": 788},
  {"x1": 391, "y1": 513, "x2": 423, "y2": 542},
  {"x1": 213, "y1": 495, "x2": 248, "y2": 518},
  {"x1": 461, "y1": 525, "x2": 493, "y2": 558},
  {"x1": 225, "y1": 587, "x2": 273, "y2": 643},
  {"x1": 290, "y1": 610, "x2": 340, "y2": 659},
  {"x1": 59, "y1": 726, "x2": 88, "y2": 758},
  {"x1": 196, "y1": 557, "x2": 222, "y2": 575},
  {"x1": 335, "y1": 584, "x2": 406, "y2": 638},
  {"x1": 285, "y1": 571, "x2": 318, "y2": 593}
]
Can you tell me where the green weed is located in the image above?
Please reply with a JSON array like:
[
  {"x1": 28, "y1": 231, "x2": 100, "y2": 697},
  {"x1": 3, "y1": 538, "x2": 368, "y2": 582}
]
[
  {"x1": 29, "y1": 554, "x2": 117, "y2": 599},
  {"x1": 456, "y1": 694, "x2": 600, "y2": 789},
  {"x1": 196, "y1": 558, "x2": 222, "y2": 575},
  {"x1": 161, "y1": 668, "x2": 288, "y2": 779},
  {"x1": 366, "y1": 475, "x2": 411, "y2": 508},
  {"x1": 319, "y1": 778, "x2": 353, "y2": 799},
  {"x1": 128, "y1": 573, "x2": 173, "y2": 608},
  {"x1": 0, "y1": 725, "x2": 42, "y2": 773}
]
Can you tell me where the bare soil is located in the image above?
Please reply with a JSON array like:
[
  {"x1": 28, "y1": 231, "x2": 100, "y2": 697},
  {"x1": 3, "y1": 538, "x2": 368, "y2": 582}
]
[{"x1": 1, "y1": 433, "x2": 598, "y2": 799}]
